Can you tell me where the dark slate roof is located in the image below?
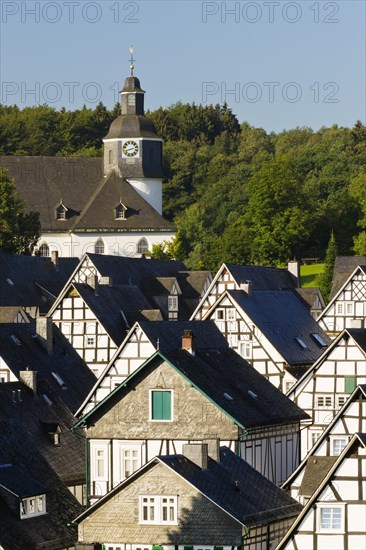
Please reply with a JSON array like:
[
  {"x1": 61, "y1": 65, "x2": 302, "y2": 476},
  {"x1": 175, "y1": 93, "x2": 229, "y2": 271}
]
[
  {"x1": 72, "y1": 282, "x2": 155, "y2": 343},
  {"x1": 104, "y1": 115, "x2": 160, "y2": 140},
  {"x1": 78, "y1": 348, "x2": 308, "y2": 429},
  {"x1": 177, "y1": 270, "x2": 211, "y2": 299},
  {"x1": 0, "y1": 252, "x2": 78, "y2": 311},
  {"x1": 329, "y1": 256, "x2": 366, "y2": 300},
  {"x1": 0, "y1": 322, "x2": 96, "y2": 413},
  {"x1": 143, "y1": 276, "x2": 178, "y2": 295},
  {"x1": 0, "y1": 157, "x2": 174, "y2": 232},
  {"x1": 0, "y1": 383, "x2": 82, "y2": 550},
  {"x1": 75, "y1": 446, "x2": 302, "y2": 528},
  {"x1": 294, "y1": 287, "x2": 324, "y2": 309},
  {"x1": 226, "y1": 264, "x2": 298, "y2": 290},
  {"x1": 346, "y1": 328, "x2": 366, "y2": 352},
  {"x1": 299, "y1": 457, "x2": 337, "y2": 496},
  {"x1": 0, "y1": 466, "x2": 48, "y2": 498},
  {"x1": 88, "y1": 253, "x2": 187, "y2": 285},
  {"x1": 160, "y1": 447, "x2": 302, "y2": 526},
  {"x1": 227, "y1": 289, "x2": 331, "y2": 365},
  {"x1": 140, "y1": 320, "x2": 229, "y2": 350}
]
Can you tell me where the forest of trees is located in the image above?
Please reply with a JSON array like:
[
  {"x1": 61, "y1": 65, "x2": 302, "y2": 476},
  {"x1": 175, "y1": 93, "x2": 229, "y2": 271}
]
[{"x1": 1, "y1": 101, "x2": 366, "y2": 270}]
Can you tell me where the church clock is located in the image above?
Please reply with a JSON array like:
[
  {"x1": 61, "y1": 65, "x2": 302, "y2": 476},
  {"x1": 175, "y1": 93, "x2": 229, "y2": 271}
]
[{"x1": 122, "y1": 140, "x2": 139, "y2": 158}]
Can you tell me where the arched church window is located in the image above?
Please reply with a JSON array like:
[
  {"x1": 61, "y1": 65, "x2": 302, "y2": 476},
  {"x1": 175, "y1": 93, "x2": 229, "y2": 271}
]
[
  {"x1": 109, "y1": 150, "x2": 113, "y2": 165},
  {"x1": 39, "y1": 243, "x2": 50, "y2": 257},
  {"x1": 137, "y1": 238, "x2": 148, "y2": 255},
  {"x1": 127, "y1": 94, "x2": 135, "y2": 106},
  {"x1": 94, "y1": 239, "x2": 105, "y2": 255}
]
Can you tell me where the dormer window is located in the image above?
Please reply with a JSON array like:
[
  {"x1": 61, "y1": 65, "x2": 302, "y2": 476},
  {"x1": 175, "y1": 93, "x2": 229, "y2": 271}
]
[
  {"x1": 115, "y1": 202, "x2": 127, "y2": 220},
  {"x1": 20, "y1": 494, "x2": 46, "y2": 519},
  {"x1": 56, "y1": 203, "x2": 68, "y2": 221}
]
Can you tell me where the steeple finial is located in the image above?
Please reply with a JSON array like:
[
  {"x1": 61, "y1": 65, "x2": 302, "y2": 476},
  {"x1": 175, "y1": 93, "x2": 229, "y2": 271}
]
[{"x1": 129, "y1": 46, "x2": 135, "y2": 76}]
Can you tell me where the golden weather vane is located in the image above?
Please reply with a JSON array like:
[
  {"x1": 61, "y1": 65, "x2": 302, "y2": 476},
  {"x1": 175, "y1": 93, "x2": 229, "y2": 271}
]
[{"x1": 129, "y1": 46, "x2": 135, "y2": 76}]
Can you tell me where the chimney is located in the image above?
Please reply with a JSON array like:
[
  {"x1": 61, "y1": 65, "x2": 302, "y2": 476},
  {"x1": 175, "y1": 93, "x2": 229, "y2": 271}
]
[
  {"x1": 182, "y1": 330, "x2": 195, "y2": 355},
  {"x1": 19, "y1": 369, "x2": 37, "y2": 394},
  {"x1": 240, "y1": 280, "x2": 252, "y2": 295},
  {"x1": 203, "y1": 438, "x2": 220, "y2": 462},
  {"x1": 87, "y1": 274, "x2": 99, "y2": 295},
  {"x1": 36, "y1": 317, "x2": 53, "y2": 354},
  {"x1": 288, "y1": 261, "x2": 300, "y2": 288},
  {"x1": 51, "y1": 250, "x2": 59, "y2": 269},
  {"x1": 182, "y1": 443, "x2": 208, "y2": 469}
]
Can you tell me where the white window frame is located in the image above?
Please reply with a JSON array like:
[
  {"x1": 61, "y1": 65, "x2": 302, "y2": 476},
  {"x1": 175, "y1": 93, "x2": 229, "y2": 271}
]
[
  {"x1": 239, "y1": 340, "x2": 252, "y2": 359},
  {"x1": 91, "y1": 441, "x2": 109, "y2": 482},
  {"x1": 317, "y1": 504, "x2": 345, "y2": 533},
  {"x1": 20, "y1": 495, "x2": 46, "y2": 519},
  {"x1": 139, "y1": 495, "x2": 178, "y2": 525},
  {"x1": 336, "y1": 302, "x2": 354, "y2": 316},
  {"x1": 331, "y1": 437, "x2": 348, "y2": 456},
  {"x1": 168, "y1": 295, "x2": 178, "y2": 311},
  {"x1": 337, "y1": 395, "x2": 347, "y2": 408},
  {"x1": 149, "y1": 389, "x2": 174, "y2": 422},
  {"x1": 119, "y1": 444, "x2": 141, "y2": 480},
  {"x1": 227, "y1": 308, "x2": 236, "y2": 321}
]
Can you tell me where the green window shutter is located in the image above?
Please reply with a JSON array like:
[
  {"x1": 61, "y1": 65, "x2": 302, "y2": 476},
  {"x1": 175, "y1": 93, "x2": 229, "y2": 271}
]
[
  {"x1": 344, "y1": 377, "x2": 357, "y2": 393},
  {"x1": 214, "y1": 547, "x2": 224, "y2": 550},
  {"x1": 152, "y1": 546, "x2": 163, "y2": 550},
  {"x1": 152, "y1": 391, "x2": 171, "y2": 420},
  {"x1": 184, "y1": 546, "x2": 194, "y2": 550}
]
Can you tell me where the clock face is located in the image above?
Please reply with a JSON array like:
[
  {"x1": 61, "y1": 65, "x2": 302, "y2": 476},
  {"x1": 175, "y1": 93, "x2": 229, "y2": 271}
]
[{"x1": 122, "y1": 140, "x2": 139, "y2": 157}]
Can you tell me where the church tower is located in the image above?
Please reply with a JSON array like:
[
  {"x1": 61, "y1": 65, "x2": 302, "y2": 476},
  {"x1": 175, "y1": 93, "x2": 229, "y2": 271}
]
[{"x1": 103, "y1": 48, "x2": 163, "y2": 214}]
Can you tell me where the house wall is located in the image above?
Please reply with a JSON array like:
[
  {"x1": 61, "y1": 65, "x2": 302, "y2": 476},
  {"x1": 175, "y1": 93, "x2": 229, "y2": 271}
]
[
  {"x1": 78, "y1": 461, "x2": 243, "y2": 546},
  {"x1": 79, "y1": 326, "x2": 156, "y2": 416},
  {"x1": 289, "y1": 335, "x2": 366, "y2": 458},
  {"x1": 38, "y1": 230, "x2": 176, "y2": 259},
  {"x1": 51, "y1": 290, "x2": 117, "y2": 377},
  {"x1": 192, "y1": 267, "x2": 238, "y2": 320},
  {"x1": 86, "y1": 360, "x2": 238, "y2": 499},
  {"x1": 203, "y1": 295, "x2": 292, "y2": 392},
  {"x1": 0, "y1": 356, "x2": 18, "y2": 383},
  {"x1": 318, "y1": 269, "x2": 366, "y2": 333},
  {"x1": 280, "y1": 450, "x2": 366, "y2": 550}
]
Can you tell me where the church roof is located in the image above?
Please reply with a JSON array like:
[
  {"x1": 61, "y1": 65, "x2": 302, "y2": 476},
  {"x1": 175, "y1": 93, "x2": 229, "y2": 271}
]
[
  {"x1": 104, "y1": 114, "x2": 159, "y2": 140},
  {"x1": 0, "y1": 156, "x2": 174, "y2": 233}
]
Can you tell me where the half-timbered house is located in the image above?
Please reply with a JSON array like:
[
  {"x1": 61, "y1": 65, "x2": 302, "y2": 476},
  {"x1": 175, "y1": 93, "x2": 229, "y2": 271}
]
[
  {"x1": 197, "y1": 288, "x2": 330, "y2": 392},
  {"x1": 191, "y1": 262, "x2": 300, "y2": 320},
  {"x1": 74, "y1": 333, "x2": 308, "y2": 500},
  {"x1": 275, "y1": 433, "x2": 366, "y2": 550},
  {"x1": 287, "y1": 328, "x2": 366, "y2": 458},
  {"x1": 74, "y1": 443, "x2": 302, "y2": 550},
  {"x1": 76, "y1": 320, "x2": 228, "y2": 416},
  {"x1": 283, "y1": 384, "x2": 366, "y2": 505},
  {"x1": 49, "y1": 255, "x2": 211, "y2": 375},
  {"x1": 318, "y1": 258, "x2": 366, "y2": 334}
]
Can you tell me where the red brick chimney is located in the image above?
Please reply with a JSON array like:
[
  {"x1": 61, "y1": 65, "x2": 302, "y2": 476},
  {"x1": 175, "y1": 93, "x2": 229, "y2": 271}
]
[{"x1": 182, "y1": 329, "x2": 195, "y2": 355}]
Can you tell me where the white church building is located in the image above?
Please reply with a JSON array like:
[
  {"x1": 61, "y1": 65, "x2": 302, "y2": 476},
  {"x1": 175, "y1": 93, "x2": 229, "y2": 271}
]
[{"x1": 0, "y1": 68, "x2": 176, "y2": 258}]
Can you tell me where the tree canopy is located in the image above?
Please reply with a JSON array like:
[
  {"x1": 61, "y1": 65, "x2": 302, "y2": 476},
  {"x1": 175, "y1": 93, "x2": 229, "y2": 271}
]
[{"x1": 1, "y1": 101, "x2": 366, "y2": 268}]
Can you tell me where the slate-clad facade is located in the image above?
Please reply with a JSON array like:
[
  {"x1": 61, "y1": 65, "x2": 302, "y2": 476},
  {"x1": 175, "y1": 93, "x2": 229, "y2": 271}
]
[
  {"x1": 75, "y1": 341, "x2": 308, "y2": 499},
  {"x1": 74, "y1": 446, "x2": 301, "y2": 550}
]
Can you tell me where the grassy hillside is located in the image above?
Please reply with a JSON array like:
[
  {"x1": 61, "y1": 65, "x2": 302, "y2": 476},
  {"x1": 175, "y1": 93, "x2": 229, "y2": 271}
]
[{"x1": 300, "y1": 263, "x2": 325, "y2": 288}]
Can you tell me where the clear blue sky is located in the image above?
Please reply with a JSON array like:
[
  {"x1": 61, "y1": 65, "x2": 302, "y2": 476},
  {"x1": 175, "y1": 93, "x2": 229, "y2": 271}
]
[{"x1": 1, "y1": 0, "x2": 365, "y2": 132}]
